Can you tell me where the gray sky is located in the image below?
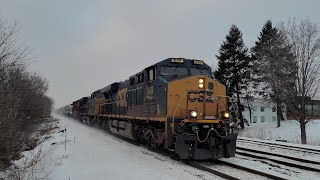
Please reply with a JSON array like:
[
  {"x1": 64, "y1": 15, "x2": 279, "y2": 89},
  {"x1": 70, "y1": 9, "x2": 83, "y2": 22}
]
[{"x1": 1, "y1": 0, "x2": 319, "y2": 108}]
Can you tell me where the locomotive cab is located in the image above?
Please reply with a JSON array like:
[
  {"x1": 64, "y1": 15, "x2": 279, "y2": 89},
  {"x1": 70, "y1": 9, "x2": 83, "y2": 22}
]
[{"x1": 156, "y1": 58, "x2": 237, "y2": 160}]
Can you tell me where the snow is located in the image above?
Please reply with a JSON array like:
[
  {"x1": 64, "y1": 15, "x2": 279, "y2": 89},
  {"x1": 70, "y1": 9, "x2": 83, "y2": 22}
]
[
  {"x1": 239, "y1": 120, "x2": 320, "y2": 146},
  {"x1": 46, "y1": 115, "x2": 320, "y2": 180},
  {"x1": 43, "y1": 114, "x2": 222, "y2": 180},
  {"x1": 3, "y1": 115, "x2": 320, "y2": 179}
]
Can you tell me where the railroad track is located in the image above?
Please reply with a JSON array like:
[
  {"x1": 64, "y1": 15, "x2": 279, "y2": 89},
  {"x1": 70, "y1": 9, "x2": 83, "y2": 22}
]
[
  {"x1": 237, "y1": 137, "x2": 320, "y2": 154},
  {"x1": 193, "y1": 139, "x2": 320, "y2": 179},
  {"x1": 236, "y1": 146, "x2": 320, "y2": 173},
  {"x1": 191, "y1": 161, "x2": 288, "y2": 180},
  {"x1": 188, "y1": 163, "x2": 241, "y2": 180},
  {"x1": 237, "y1": 146, "x2": 320, "y2": 167}
]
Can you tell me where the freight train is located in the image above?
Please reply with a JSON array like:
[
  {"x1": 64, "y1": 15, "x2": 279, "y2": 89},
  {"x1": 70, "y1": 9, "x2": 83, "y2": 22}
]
[{"x1": 63, "y1": 58, "x2": 237, "y2": 160}]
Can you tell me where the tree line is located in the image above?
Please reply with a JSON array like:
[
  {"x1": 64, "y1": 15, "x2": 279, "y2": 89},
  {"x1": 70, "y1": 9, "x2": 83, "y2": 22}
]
[
  {"x1": 214, "y1": 18, "x2": 320, "y2": 144},
  {"x1": 0, "y1": 18, "x2": 53, "y2": 170}
]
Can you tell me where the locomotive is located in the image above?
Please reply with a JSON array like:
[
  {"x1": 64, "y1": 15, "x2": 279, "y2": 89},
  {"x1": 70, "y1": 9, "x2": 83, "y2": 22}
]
[{"x1": 67, "y1": 58, "x2": 237, "y2": 160}]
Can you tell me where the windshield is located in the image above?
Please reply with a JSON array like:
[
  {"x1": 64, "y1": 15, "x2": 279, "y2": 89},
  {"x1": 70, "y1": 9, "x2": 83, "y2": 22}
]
[
  {"x1": 160, "y1": 67, "x2": 188, "y2": 77},
  {"x1": 191, "y1": 68, "x2": 211, "y2": 76}
]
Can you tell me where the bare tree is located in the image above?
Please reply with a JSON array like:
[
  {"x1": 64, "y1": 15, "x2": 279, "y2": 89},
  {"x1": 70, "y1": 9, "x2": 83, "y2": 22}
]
[
  {"x1": 0, "y1": 17, "x2": 53, "y2": 171},
  {"x1": 282, "y1": 18, "x2": 320, "y2": 144}
]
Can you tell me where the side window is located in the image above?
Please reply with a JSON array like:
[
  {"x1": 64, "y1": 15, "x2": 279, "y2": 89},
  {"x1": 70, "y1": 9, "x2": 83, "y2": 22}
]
[
  {"x1": 261, "y1": 106, "x2": 265, "y2": 112},
  {"x1": 272, "y1": 116, "x2": 276, "y2": 122},
  {"x1": 261, "y1": 116, "x2": 265, "y2": 122},
  {"x1": 149, "y1": 69, "x2": 154, "y2": 81},
  {"x1": 130, "y1": 77, "x2": 135, "y2": 86},
  {"x1": 252, "y1": 106, "x2": 257, "y2": 112},
  {"x1": 253, "y1": 116, "x2": 257, "y2": 123},
  {"x1": 147, "y1": 67, "x2": 156, "y2": 81}
]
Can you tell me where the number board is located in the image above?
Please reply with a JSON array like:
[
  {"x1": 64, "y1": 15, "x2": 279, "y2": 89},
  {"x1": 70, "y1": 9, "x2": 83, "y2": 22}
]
[
  {"x1": 171, "y1": 58, "x2": 184, "y2": 63},
  {"x1": 193, "y1": 60, "x2": 204, "y2": 65}
]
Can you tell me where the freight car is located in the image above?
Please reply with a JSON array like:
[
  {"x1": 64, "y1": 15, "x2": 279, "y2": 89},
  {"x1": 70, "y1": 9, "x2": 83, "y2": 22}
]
[{"x1": 67, "y1": 58, "x2": 237, "y2": 160}]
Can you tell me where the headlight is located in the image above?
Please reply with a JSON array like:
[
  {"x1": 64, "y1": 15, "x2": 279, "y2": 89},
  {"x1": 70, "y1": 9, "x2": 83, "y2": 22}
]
[
  {"x1": 190, "y1": 110, "x2": 197, "y2": 118},
  {"x1": 223, "y1": 112, "x2": 230, "y2": 118},
  {"x1": 198, "y1": 78, "x2": 204, "y2": 88}
]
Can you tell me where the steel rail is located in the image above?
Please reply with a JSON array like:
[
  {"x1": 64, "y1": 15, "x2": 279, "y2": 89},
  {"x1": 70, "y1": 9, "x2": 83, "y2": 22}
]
[
  {"x1": 237, "y1": 146, "x2": 320, "y2": 165},
  {"x1": 236, "y1": 150, "x2": 320, "y2": 172},
  {"x1": 237, "y1": 138, "x2": 320, "y2": 154},
  {"x1": 216, "y1": 160, "x2": 287, "y2": 180},
  {"x1": 188, "y1": 162, "x2": 240, "y2": 180}
]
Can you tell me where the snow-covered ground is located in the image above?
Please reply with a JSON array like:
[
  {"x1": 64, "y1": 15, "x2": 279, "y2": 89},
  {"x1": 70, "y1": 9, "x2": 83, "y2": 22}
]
[
  {"x1": 239, "y1": 120, "x2": 320, "y2": 146},
  {"x1": 40, "y1": 114, "x2": 223, "y2": 180},
  {"x1": 3, "y1": 115, "x2": 320, "y2": 180}
]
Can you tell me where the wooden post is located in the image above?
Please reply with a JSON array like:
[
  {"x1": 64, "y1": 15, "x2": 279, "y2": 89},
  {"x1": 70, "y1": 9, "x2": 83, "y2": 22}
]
[{"x1": 65, "y1": 128, "x2": 67, "y2": 150}]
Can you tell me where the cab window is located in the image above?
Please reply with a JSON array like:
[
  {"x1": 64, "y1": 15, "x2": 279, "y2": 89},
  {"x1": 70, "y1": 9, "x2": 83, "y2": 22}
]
[
  {"x1": 160, "y1": 67, "x2": 188, "y2": 77},
  {"x1": 191, "y1": 68, "x2": 211, "y2": 76}
]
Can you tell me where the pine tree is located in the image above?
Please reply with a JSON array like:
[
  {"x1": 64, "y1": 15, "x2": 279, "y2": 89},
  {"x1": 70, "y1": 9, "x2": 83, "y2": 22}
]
[
  {"x1": 251, "y1": 20, "x2": 296, "y2": 127},
  {"x1": 214, "y1": 25, "x2": 251, "y2": 128}
]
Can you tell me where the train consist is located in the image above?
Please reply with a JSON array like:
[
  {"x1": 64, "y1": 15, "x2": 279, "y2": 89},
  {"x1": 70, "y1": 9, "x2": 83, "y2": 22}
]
[{"x1": 63, "y1": 58, "x2": 237, "y2": 160}]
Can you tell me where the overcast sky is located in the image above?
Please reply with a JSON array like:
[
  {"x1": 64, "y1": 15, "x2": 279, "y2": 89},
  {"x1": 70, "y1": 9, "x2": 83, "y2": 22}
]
[{"x1": 1, "y1": 0, "x2": 319, "y2": 108}]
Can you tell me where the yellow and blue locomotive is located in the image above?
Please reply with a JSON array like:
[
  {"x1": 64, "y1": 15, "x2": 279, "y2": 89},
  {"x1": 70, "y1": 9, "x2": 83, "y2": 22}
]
[{"x1": 70, "y1": 58, "x2": 237, "y2": 160}]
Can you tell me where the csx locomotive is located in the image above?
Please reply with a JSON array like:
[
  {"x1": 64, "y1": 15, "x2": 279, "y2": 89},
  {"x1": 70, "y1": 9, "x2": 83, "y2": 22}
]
[{"x1": 65, "y1": 58, "x2": 237, "y2": 160}]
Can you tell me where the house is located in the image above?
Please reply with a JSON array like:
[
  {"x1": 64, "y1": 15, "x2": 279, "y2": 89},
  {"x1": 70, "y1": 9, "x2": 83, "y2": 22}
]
[
  {"x1": 241, "y1": 98, "x2": 277, "y2": 124},
  {"x1": 287, "y1": 97, "x2": 320, "y2": 120}
]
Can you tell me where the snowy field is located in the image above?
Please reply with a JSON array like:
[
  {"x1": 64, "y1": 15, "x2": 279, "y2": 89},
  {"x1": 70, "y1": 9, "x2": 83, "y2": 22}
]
[
  {"x1": 239, "y1": 120, "x2": 320, "y2": 146},
  {"x1": 32, "y1": 114, "x2": 222, "y2": 180}
]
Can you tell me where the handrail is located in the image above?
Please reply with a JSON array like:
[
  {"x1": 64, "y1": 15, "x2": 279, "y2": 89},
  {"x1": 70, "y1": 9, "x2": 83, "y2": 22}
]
[
  {"x1": 172, "y1": 94, "x2": 185, "y2": 135},
  {"x1": 167, "y1": 94, "x2": 179, "y2": 115},
  {"x1": 195, "y1": 128, "x2": 227, "y2": 143}
]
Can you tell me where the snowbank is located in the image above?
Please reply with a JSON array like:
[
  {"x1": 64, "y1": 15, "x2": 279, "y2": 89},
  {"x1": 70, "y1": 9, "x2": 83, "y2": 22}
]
[{"x1": 239, "y1": 120, "x2": 320, "y2": 146}]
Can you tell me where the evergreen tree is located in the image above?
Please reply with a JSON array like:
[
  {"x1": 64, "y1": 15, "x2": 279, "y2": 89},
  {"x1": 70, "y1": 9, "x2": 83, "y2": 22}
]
[
  {"x1": 251, "y1": 20, "x2": 296, "y2": 127},
  {"x1": 214, "y1": 25, "x2": 250, "y2": 128}
]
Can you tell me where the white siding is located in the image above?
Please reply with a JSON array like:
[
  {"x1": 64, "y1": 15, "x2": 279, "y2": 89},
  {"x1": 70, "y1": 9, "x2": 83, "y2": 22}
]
[{"x1": 242, "y1": 99, "x2": 277, "y2": 124}]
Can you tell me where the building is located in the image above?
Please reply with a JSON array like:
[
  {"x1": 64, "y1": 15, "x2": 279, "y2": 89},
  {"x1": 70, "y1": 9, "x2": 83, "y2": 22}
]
[
  {"x1": 287, "y1": 97, "x2": 320, "y2": 120},
  {"x1": 241, "y1": 98, "x2": 277, "y2": 124}
]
